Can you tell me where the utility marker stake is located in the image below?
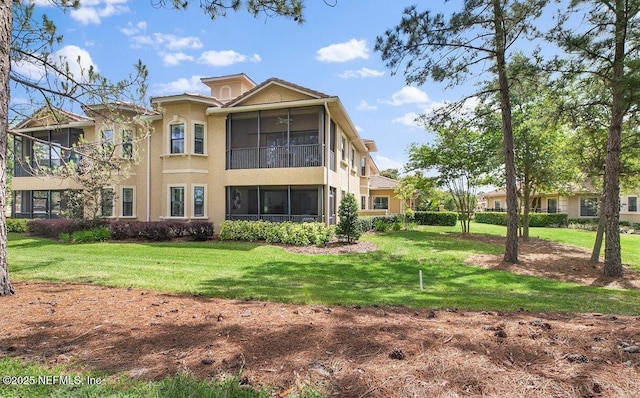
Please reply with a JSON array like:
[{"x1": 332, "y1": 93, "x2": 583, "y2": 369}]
[{"x1": 419, "y1": 270, "x2": 424, "y2": 290}]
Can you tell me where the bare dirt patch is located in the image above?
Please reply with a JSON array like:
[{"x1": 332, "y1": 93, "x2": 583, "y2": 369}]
[{"x1": 2, "y1": 235, "x2": 640, "y2": 397}]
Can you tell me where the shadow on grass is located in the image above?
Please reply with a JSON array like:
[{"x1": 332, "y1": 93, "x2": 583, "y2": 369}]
[{"x1": 7, "y1": 233, "x2": 57, "y2": 249}]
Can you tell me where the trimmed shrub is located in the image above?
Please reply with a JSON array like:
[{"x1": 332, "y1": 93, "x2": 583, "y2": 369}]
[
  {"x1": 474, "y1": 212, "x2": 508, "y2": 226},
  {"x1": 476, "y1": 212, "x2": 569, "y2": 227},
  {"x1": 6, "y1": 218, "x2": 29, "y2": 233},
  {"x1": 413, "y1": 211, "x2": 458, "y2": 226},
  {"x1": 108, "y1": 221, "x2": 213, "y2": 241},
  {"x1": 527, "y1": 213, "x2": 568, "y2": 227},
  {"x1": 218, "y1": 220, "x2": 334, "y2": 246}
]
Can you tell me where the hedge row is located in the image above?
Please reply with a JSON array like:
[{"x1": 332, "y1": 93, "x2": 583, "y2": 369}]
[
  {"x1": 474, "y1": 212, "x2": 569, "y2": 227},
  {"x1": 218, "y1": 220, "x2": 334, "y2": 246},
  {"x1": 27, "y1": 219, "x2": 214, "y2": 242},
  {"x1": 413, "y1": 211, "x2": 458, "y2": 226}
]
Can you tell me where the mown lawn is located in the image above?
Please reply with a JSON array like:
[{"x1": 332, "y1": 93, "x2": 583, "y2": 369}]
[{"x1": 7, "y1": 224, "x2": 640, "y2": 314}]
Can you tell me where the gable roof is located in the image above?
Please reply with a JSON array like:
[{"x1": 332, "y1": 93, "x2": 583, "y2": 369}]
[
  {"x1": 369, "y1": 175, "x2": 399, "y2": 190},
  {"x1": 223, "y1": 77, "x2": 333, "y2": 108},
  {"x1": 12, "y1": 106, "x2": 93, "y2": 130}
]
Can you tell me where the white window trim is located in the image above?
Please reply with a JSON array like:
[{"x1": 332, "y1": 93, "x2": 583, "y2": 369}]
[
  {"x1": 167, "y1": 118, "x2": 187, "y2": 155},
  {"x1": 120, "y1": 186, "x2": 136, "y2": 218},
  {"x1": 372, "y1": 195, "x2": 390, "y2": 210},
  {"x1": 167, "y1": 184, "x2": 187, "y2": 219},
  {"x1": 192, "y1": 184, "x2": 207, "y2": 219},
  {"x1": 192, "y1": 121, "x2": 207, "y2": 156}
]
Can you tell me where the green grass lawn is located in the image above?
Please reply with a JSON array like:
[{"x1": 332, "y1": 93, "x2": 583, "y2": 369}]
[{"x1": 7, "y1": 224, "x2": 640, "y2": 315}]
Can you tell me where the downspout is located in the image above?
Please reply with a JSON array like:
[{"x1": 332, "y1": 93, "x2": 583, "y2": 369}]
[{"x1": 146, "y1": 132, "x2": 150, "y2": 221}]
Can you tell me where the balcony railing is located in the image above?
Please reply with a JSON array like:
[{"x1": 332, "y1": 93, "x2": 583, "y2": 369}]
[
  {"x1": 228, "y1": 214, "x2": 321, "y2": 223},
  {"x1": 228, "y1": 144, "x2": 323, "y2": 169}
]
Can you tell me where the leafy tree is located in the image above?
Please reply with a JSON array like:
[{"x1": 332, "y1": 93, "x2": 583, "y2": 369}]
[
  {"x1": 379, "y1": 168, "x2": 400, "y2": 180},
  {"x1": 550, "y1": 0, "x2": 640, "y2": 276},
  {"x1": 0, "y1": 0, "x2": 309, "y2": 296},
  {"x1": 336, "y1": 193, "x2": 361, "y2": 243},
  {"x1": 376, "y1": 0, "x2": 549, "y2": 262},
  {"x1": 406, "y1": 119, "x2": 499, "y2": 234}
]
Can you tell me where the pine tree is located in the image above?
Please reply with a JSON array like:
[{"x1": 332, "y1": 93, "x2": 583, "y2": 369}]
[{"x1": 336, "y1": 193, "x2": 361, "y2": 243}]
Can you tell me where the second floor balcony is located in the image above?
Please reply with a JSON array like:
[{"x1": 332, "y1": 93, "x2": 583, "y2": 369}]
[{"x1": 228, "y1": 144, "x2": 323, "y2": 169}]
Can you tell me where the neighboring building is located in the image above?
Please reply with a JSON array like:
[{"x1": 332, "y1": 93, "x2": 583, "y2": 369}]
[
  {"x1": 10, "y1": 74, "x2": 403, "y2": 228},
  {"x1": 480, "y1": 186, "x2": 640, "y2": 223},
  {"x1": 360, "y1": 174, "x2": 410, "y2": 217}
]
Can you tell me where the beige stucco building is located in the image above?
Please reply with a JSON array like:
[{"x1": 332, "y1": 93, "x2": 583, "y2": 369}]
[
  {"x1": 11, "y1": 74, "x2": 403, "y2": 228},
  {"x1": 480, "y1": 188, "x2": 640, "y2": 223}
]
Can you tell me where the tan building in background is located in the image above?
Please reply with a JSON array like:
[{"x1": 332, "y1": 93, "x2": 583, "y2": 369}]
[{"x1": 11, "y1": 74, "x2": 404, "y2": 228}]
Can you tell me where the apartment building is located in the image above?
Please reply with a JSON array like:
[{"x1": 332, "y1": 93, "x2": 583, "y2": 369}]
[{"x1": 11, "y1": 73, "x2": 389, "y2": 228}]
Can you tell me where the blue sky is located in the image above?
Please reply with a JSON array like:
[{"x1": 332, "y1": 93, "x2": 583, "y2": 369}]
[{"x1": 18, "y1": 0, "x2": 475, "y2": 172}]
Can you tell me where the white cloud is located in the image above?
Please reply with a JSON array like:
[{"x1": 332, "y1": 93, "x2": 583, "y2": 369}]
[
  {"x1": 382, "y1": 86, "x2": 431, "y2": 106},
  {"x1": 70, "y1": 0, "x2": 129, "y2": 25},
  {"x1": 155, "y1": 33, "x2": 203, "y2": 51},
  {"x1": 374, "y1": 154, "x2": 405, "y2": 171},
  {"x1": 339, "y1": 67, "x2": 384, "y2": 79},
  {"x1": 316, "y1": 39, "x2": 369, "y2": 63},
  {"x1": 357, "y1": 100, "x2": 377, "y2": 111},
  {"x1": 162, "y1": 52, "x2": 195, "y2": 66},
  {"x1": 12, "y1": 45, "x2": 98, "y2": 83},
  {"x1": 153, "y1": 76, "x2": 208, "y2": 95},
  {"x1": 198, "y1": 50, "x2": 261, "y2": 67},
  {"x1": 392, "y1": 112, "x2": 423, "y2": 128},
  {"x1": 121, "y1": 21, "x2": 148, "y2": 36}
]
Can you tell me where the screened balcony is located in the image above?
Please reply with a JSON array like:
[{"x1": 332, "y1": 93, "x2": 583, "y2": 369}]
[
  {"x1": 13, "y1": 128, "x2": 83, "y2": 177},
  {"x1": 226, "y1": 107, "x2": 326, "y2": 170},
  {"x1": 226, "y1": 185, "x2": 326, "y2": 223}
]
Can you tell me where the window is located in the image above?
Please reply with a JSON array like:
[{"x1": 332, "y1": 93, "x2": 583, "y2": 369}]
[
  {"x1": 547, "y1": 198, "x2": 558, "y2": 213},
  {"x1": 122, "y1": 129, "x2": 133, "y2": 158},
  {"x1": 102, "y1": 129, "x2": 114, "y2": 150},
  {"x1": 361, "y1": 196, "x2": 366, "y2": 210},
  {"x1": 193, "y1": 186, "x2": 205, "y2": 217},
  {"x1": 580, "y1": 197, "x2": 598, "y2": 217},
  {"x1": 194, "y1": 123, "x2": 205, "y2": 154},
  {"x1": 170, "y1": 123, "x2": 185, "y2": 154},
  {"x1": 101, "y1": 188, "x2": 114, "y2": 217},
  {"x1": 122, "y1": 187, "x2": 134, "y2": 217},
  {"x1": 628, "y1": 196, "x2": 638, "y2": 212},
  {"x1": 341, "y1": 136, "x2": 346, "y2": 161},
  {"x1": 170, "y1": 187, "x2": 185, "y2": 217},
  {"x1": 373, "y1": 196, "x2": 389, "y2": 210},
  {"x1": 351, "y1": 147, "x2": 355, "y2": 168},
  {"x1": 494, "y1": 200, "x2": 501, "y2": 211},
  {"x1": 360, "y1": 156, "x2": 366, "y2": 176}
]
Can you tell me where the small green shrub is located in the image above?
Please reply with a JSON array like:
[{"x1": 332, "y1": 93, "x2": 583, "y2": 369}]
[
  {"x1": 6, "y1": 218, "x2": 29, "y2": 233},
  {"x1": 374, "y1": 219, "x2": 390, "y2": 232},
  {"x1": 527, "y1": 213, "x2": 569, "y2": 227},
  {"x1": 474, "y1": 212, "x2": 508, "y2": 225},
  {"x1": 59, "y1": 227, "x2": 110, "y2": 243}
]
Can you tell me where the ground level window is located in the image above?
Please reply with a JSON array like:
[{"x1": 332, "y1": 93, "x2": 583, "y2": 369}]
[
  {"x1": 373, "y1": 196, "x2": 389, "y2": 210},
  {"x1": 122, "y1": 188, "x2": 134, "y2": 217},
  {"x1": 628, "y1": 196, "x2": 638, "y2": 212},
  {"x1": 170, "y1": 187, "x2": 185, "y2": 217},
  {"x1": 580, "y1": 197, "x2": 598, "y2": 217},
  {"x1": 361, "y1": 196, "x2": 366, "y2": 210},
  {"x1": 194, "y1": 186, "x2": 205, "y2": 217},
  {"x1": 101, "y1": 188, "x2": 114, "y2": 217}
]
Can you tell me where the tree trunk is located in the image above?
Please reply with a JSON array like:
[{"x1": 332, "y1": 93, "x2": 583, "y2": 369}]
[
  {"x1": 590, "y1": 194, "x2": 605, "y2": 263},
  {"x1": 493, "y1": 0, "x2": 518, "y2": 263},
  {"x1": 603, "y1": 0, "x2": 625, "y2": 277},
  {"x1": 522, "y1": 188, "x2": 530, "y2": 241},
  {"x1": 0, "y1": 0, "x2": 14, "y2": 295}
]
